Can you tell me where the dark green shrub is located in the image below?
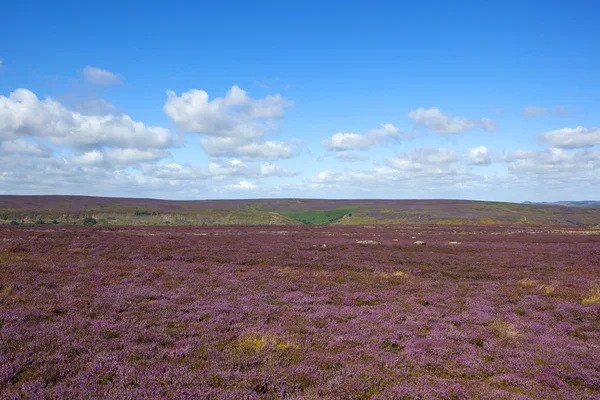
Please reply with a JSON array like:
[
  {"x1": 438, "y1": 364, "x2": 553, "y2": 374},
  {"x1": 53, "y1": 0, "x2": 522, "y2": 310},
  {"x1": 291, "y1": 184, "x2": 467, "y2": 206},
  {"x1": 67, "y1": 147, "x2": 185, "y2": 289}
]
[{"x1": 83, "y1": 217, "x2": 97, "y2": 226}]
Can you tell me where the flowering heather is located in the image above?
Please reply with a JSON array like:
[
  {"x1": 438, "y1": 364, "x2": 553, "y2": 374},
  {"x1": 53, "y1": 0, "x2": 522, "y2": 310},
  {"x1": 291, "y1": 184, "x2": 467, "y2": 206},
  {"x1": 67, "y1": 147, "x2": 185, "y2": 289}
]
[{"x1": 0, "y1": 225, "x2": 599, "y2": 399}]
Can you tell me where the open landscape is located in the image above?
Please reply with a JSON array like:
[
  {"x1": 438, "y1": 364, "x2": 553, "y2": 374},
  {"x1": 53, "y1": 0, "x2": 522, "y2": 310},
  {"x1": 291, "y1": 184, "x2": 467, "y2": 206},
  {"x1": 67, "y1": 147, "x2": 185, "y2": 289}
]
[
  {"x1": 1, "y1": 222, "x2": 599, "y2": 399},
  {"x1": 3, "y1": 1, "x2": 599, "y2": 398}
]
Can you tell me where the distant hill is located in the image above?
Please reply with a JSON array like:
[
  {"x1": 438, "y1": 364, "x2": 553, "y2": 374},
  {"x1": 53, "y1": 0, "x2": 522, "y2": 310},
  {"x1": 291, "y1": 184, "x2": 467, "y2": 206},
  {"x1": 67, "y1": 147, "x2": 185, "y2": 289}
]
[
  {"x1": 1, "y1": 195, "x2": 600, "y2": 226},
  {"x1": 527, "y1": 201, "x2": 600, "y2": 208}
]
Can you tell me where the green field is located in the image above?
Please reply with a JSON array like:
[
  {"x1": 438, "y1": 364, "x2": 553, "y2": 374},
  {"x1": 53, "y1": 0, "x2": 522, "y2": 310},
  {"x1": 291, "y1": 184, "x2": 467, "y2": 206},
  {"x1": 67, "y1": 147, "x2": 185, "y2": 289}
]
[{"x1": 280, "y1": 207, "x2": 356, "y2": 224}]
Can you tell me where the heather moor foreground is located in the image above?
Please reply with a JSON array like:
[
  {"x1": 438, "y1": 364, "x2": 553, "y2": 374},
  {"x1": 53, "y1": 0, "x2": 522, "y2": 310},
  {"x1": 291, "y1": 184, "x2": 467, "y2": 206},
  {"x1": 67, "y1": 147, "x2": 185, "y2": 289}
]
[{"x1": 1, "y1": 225, "x2": 599, "y2": 399}]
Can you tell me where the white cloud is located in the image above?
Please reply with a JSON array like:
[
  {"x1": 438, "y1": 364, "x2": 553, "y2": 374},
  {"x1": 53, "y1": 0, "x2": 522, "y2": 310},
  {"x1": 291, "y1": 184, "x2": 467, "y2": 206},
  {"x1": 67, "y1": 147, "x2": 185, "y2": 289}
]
[
  {"x1": 164, "y1": 86, "x2": 292, "y2": 133},
  {"x1": 503, "y1": 148, "x2": 600, "y2": 187},
  {"x1": 322, "y1": 123, "x2": 404, "y2": 152},
  {"x1": 384, "y1": 148, "x2": 461, "y2": 179},
  {"x1": 505, "y1": 148, "x2": 599, "y2": 171},
  {"x1": 538, "y1": 126, "x2": 600, "y2": 149},
  {"x1": 225, "y1": 180, "x2": 258, "y2": 191},
  {"x1": 408, "y1": 108, "x2": 496, "y2": 134},
  {"x1": 164, "y1": 86, "x2": 294, "y2": 161},
  {"x1": 367, "y1": 123, "x2": 404, "y2": 139},
  {"x1": 72, "y1": 150, "x2": 105, "y2": 166},
  {"x1": 141, "y1": 159, "x2": 295, "y2": 182},
  {"x1": 323, "y1": 133, "x2": 373, "y2": 151},
  {"x1": 200, "y1": 137, "x2": 293, "y2": 161},
  {"x1": 0, "y1": 88, "x2": 174, "y2": 150},
  {"x1": 83, "y1": 66, "x2": 121, "y2": 85},
  {"x1": 69, "y1": 148, "x2": 167, "y2": 168},
  {"x1": 308, "y1": 166, "x2": 472, "y2": 196},
  {"x1": 106, "y1": 148, "x2": 167, "y2": 166},
  {"x1": 0, "y1": 87, "x2": 179, "y2": 186},
  {"x1": 0, "y1": 87, "x2": 299, "y2": 197},
  {"x1": 0, "y1": 57, "x2": 3, "y2": 70},
  {"x1": 0, "y1": 139, "x2": 52, "y2": 157},
  {"x1": 310, "y1": 170, "x2": 343, "y2": 185},
  {"x1": 259, "y1": 162, "x2": 296, "y2": 177},
  {"x1": 523, "y1": 106, "x2": 569, "y2": 117},
  {"x1": 309, "y1": 147, "x2": 465, "y2": 193},
  {"x1": 466, "y1": 146, "x2": 492, "y2": 166}
]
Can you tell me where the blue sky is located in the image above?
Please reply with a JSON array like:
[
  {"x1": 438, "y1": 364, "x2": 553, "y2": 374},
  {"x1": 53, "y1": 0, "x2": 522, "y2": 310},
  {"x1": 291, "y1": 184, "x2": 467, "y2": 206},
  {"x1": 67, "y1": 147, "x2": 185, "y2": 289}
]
[{"x1": 1, "y1": 0, "x2": 599, "y2": 201}]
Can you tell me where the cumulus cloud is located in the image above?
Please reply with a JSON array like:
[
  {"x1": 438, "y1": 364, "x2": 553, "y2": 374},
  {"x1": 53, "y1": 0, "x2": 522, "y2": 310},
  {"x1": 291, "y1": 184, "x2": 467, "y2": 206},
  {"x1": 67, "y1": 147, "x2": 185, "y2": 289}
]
[
  {"x1": 0, "y1": 152, "x2": 138, "y2": 195},
  {"x1": 0, "y1": 88, "x2": 174, "y2": 150},
  {"x1": 323, "y1": 133, "x2": 373, "y2": 151},
  {"x1": 503, "y1": 148, "x2": 600, "y2": 187},
  {"x1": 307, "y1": 147, "x2": 474, "y2": 198},
  {"x1": 0, "y1": 88, "x2": 178, "y2": 179},
  {"x1": 83, "y1": 66, "x2": 121, "y2": 85},
  {"x1": 141, "y1": 159, "x2": 295, "y2": 182},
  {"x1": 408, "y1": 108, "x2": 497, "y2": 134},
  {"x1": 465, "y1": 146, "x2": 492, "y2": 166},
  {"x1": 71, "y1": 148, "x2": 168, "y2": 168},
  {"x1": 386, "y1": 148, "x2": 460, "y2": 174},
  {"x1": 311, "y1": 147, "x2": 462, "y2": 187},
  {"x1": 523, "y1": 106, "x2": 569, "y2": 117},
  {"x1": 225, "y1": 180, "x2": 258, "y2": 191},
  {"x1": 259, "y1": 162, "x2": 296, "y2": 177},
  {"x1": 164, "y1": 86, "x2": 294, "y2": 161},
  {"x1": 322, "y1": 123, "x2": 405, "y2": 152},
  {"x1": 200, "y1": 137, "x2": 293, "y2": 161},
  {"x1": 538, "y1": 126, "x2": 600, "y2": 149},
  {"x1": 0, "y1": 139, "x2": 52, "y2": 157},
  {"x1": 0, "y1": 87, "x2": 297, "y2": 197}
]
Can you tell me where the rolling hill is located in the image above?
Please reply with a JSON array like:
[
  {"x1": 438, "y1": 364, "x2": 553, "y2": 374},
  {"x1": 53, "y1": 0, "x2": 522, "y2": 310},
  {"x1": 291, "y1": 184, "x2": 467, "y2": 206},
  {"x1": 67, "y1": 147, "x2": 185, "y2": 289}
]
[{"x1": 1, "y1": 195, "x2": 600, "y2": 226}]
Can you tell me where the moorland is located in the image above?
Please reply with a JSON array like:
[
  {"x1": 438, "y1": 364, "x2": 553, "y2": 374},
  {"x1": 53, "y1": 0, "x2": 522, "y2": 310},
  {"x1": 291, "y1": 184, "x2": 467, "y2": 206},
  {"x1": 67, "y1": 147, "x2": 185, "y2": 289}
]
[
  {"x1": 2, "y1": 196, "x2": 600, "y2": 226},
  {"x1": 1, "y1": 223, "x2": 599, "y2": 399}
]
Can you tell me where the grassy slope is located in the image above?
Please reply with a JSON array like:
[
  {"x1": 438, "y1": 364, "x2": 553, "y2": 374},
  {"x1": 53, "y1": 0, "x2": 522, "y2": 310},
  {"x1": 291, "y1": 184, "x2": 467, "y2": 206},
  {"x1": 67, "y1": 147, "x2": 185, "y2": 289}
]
[
  {"x1": 1, "y1": 196, "x2": 600, "y2": 225},
  {"x1": 280, "y1": 207, "x2": 356, "y2": 225}
]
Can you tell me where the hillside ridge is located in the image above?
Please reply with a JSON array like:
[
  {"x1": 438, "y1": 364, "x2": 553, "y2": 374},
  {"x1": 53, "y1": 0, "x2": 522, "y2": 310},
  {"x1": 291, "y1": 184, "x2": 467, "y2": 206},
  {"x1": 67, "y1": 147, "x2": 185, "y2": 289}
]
[{"x1": 1, "y1": 195, "x2": 599, "y2": 226}]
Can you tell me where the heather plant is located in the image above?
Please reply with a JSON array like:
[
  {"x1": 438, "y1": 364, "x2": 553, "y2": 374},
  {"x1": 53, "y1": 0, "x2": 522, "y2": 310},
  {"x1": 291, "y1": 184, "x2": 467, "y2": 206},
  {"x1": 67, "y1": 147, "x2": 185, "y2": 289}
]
[
  {"x1": 582, "y1": 286, "x2": 600, "y2": 305},
  {"x1": 0, "y1": 224, "x2": 598, "y2": 399}
]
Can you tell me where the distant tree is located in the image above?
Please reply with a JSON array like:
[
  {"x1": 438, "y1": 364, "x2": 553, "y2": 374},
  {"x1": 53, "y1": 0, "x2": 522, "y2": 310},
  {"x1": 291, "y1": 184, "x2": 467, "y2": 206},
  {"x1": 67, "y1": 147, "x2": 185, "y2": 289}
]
[
  {"x1": 10, "y1": 220, "x2": 19, "y2": 226},
  {"x1": 52, "y1": 219, "x2": 59, "y2": 225},
  {"x1": 83, "y1": 217, "x2": 97, "y2": 226},
  {"x1": 35, "y1": 219, "x2": 45, "y2": 225},
  {"x1": 135, "y1": 210, "x2": 152, "y2": 216}
]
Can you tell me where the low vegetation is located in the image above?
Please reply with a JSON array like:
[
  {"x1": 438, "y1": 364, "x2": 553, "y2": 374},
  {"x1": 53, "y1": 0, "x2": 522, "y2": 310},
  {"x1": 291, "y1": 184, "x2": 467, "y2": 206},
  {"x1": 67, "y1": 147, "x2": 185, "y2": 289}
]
[
  {"x1": 0, "y1": 224, "x2": 598, "y2": 398},
  {"x1": 280, "y1": 207, "x2": 355, "y2": 224}
]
